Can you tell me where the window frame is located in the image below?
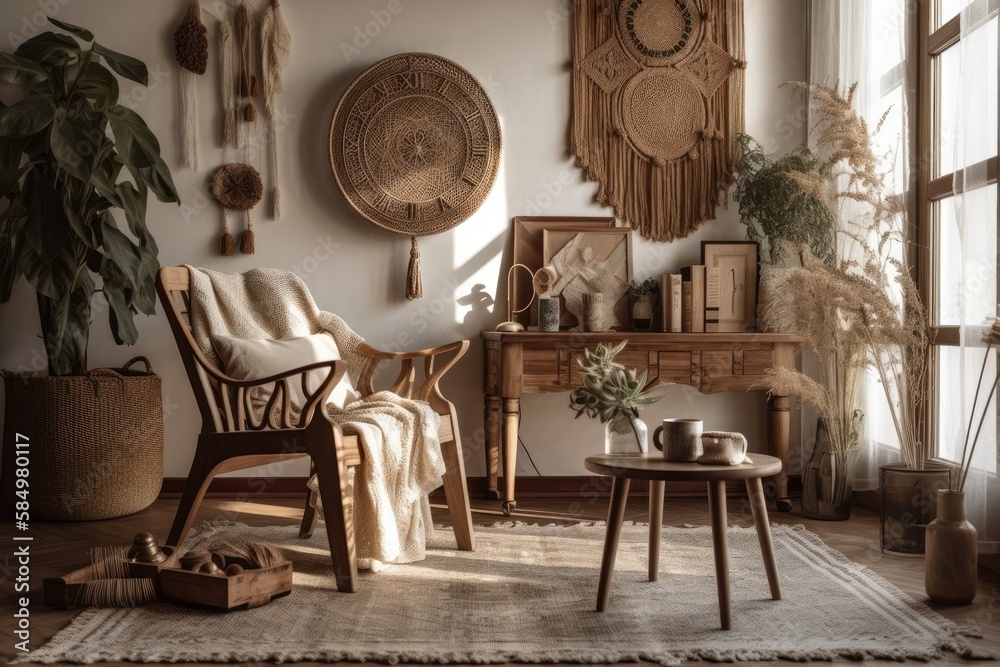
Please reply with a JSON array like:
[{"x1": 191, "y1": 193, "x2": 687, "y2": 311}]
[{"x1": 919, "y1": 0, "x2": 1000, "y2": 460}]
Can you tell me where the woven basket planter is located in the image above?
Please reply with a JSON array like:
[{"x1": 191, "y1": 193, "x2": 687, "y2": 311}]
[{"x1": 1, "y1": 357, "x2": 163, "y2": 520}]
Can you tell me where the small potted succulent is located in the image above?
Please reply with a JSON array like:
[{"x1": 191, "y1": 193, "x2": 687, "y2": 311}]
[
  {"x1": 569, "y1": 341, "x2": 664, "y2": 454},
  {"x1": 630, "y1": 277, "x2": 659, "y2": 331}
]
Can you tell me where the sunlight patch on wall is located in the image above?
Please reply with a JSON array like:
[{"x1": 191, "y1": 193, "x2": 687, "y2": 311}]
[{"x1": 452, "y1": 130, "x2": 507, "y2": 325}]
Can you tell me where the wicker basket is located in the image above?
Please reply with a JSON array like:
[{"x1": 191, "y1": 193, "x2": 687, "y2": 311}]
[{"x1": 2, "y1": 357, "x2": 163, "y2": 520}]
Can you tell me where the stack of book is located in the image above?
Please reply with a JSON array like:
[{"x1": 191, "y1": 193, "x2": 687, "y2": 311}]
[{"x1": 660, "y1": 265, "x2": 731, "y2": 333}]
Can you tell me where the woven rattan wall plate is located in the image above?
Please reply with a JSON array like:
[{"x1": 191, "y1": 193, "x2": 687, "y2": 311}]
[{"x1": 329, "y1": 52, "x2": 502, "y2": 237}]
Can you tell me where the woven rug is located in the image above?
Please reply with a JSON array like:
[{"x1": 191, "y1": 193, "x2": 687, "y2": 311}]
[{"x1": 23, "y1": 521, "x2": 993, "y2": 664}]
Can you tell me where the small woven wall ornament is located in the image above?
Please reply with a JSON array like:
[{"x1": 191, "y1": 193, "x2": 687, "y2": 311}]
[
  {"x1": 212, "y1": 163, "x2": 263, "y2": 255},
  {"x1": 261, "y1": 0, "x2": 291, "y2": 219},
  {"x1": 174, "y1": 0, "x2": 208, "y2": 171},
  {"x1": 329, "y1": 52, "x2": 502, "y2": 299},
  {"x1": 572, "y1": 0, "x2": 746, "y2": 241}
]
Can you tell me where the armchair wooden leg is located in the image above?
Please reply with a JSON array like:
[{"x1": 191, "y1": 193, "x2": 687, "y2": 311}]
[
  {"x1": 167, "y1": 443, "x2": 225, "y2": 548},
  {"x1": 440, "y1": 411, "x2": 474, "y2": 551},
  {"x1": 299, "y1": 462, "x2": 320, "y2": 539},
  {"x1": 308, "y1": 425, "x2": 358, "y2": 593}
]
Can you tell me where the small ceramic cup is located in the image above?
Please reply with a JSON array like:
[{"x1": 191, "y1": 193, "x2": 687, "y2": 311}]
[
  {"x1": 653, "y1": 418, "x2": 703, "y2": 461},
  {"x1": 697, "y1": 431, "x2": 749, "y2": 466}
]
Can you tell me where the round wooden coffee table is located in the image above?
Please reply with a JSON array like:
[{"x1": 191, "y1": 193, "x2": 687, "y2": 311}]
[{"x1": 584, "y1": 453, "x2": 783, "y2": 630}]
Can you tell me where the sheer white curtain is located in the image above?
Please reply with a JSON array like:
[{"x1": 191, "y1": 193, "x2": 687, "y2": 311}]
[
  {"x1": 945, "y1": 1, "x2": 999, "y2": 554},
  {"x1": 807, "y1": 0, "x2": 917, "y2": 490}
]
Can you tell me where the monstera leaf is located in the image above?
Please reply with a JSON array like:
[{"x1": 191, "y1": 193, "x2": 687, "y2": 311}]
[{"x1": 0, "y1": 19, "x2": 179, "y2": 375}]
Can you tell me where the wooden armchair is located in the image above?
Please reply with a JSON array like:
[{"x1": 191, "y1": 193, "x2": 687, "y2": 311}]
[{"x1": 156, "y1": 266, "x2": 474, "y2": 592}]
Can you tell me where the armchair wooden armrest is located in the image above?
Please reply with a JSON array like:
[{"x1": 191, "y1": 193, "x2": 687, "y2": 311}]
[{"x1": 356, "y1": 340, "x2": 470, "y2": 404}]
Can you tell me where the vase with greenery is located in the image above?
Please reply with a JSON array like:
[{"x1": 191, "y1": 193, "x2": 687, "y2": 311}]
[
  {"x1": 630, "y1": 277, "x2": 658, "y2": 331},
  {"x1": 0, "y1": 18, "x2": 179, "y2": 376},
  {"x1": 0, "y1": 20, "x2": 179, "y2": 520},
  {"x1": 755, "y1": 82, "x2": 932, "y2": 521},
  {"x1": 568, "y1": 341, "x2": 664, "y2": 454}
]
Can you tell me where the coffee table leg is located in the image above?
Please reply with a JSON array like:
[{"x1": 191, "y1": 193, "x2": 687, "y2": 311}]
[
  {"x1": 648, "y1": 480, "x2": 665, "y2": 582},
  {"x1": 596, "y1": 477, "x2": 631, "y2": 612},
  {"x1": 707, "y1": 480, "x2": 732, "y2": 630},
  {"x1": 746, "y1": 477, "x2": 782, "y2": 600}
]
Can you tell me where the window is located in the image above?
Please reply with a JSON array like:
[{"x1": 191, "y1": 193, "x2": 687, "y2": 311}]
[{"x1": 921, "y1": 0, "x2": 1000, "y2": 470}]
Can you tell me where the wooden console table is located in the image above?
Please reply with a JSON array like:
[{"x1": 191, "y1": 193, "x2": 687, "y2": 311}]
[{"x1": 480, "y1": 331, "x2": 803, "y2": 516}]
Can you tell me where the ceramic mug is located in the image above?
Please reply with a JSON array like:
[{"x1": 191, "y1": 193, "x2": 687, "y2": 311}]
[
  {"x1": 697, "y1": 431, "x2": 749, "y2": 466},
  {"x1": 653, "y1": 418, "x2": 703, "y2": 461}
]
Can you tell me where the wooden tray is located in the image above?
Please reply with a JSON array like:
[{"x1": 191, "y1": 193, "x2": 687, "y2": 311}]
[
  {"x1": 159, "y1": 557, "x2": 292, "y2": 611},
  {"x1": 43, "y1": 547, "x2": 180, "y2": 608}
]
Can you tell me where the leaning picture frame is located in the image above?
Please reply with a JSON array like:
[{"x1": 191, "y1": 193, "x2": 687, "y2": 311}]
[
  {"x1": 542, "y1": 227, "x2": 633, "y2": 330},
  {"x1": 701, "y1": 241, "x2": 758, "y2": 333},
  {"x1": 511, "y1": 216, "x2": 617, "y2": 327}
]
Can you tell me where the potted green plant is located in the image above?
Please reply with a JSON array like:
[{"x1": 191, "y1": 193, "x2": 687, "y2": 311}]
[
  {"x1": 629, "y1": 277, "x2": 658, "y2": 331},
  {"x1": 0, "y1": 19, "x2": 180, "y2": 519},
  {"x1": 568, "y1": 341, "x2": 664, "y2": 454},
  {"x1": 733, "y1": 133, "x2": 836, "y2": 267}
]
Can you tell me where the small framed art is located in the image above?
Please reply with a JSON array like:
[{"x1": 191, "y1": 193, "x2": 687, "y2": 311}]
[{"x1": 701, "y1": 241, "x2": 758, "y2": 333}]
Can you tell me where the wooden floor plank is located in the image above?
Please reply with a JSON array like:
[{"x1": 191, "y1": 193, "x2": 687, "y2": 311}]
[{"x1": 2, "y1": 495, "x2": 997, "y2": 665}]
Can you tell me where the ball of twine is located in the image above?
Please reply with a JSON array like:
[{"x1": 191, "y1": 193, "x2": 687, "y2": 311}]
[
  {"x1": 174, "y1": 0, "x2": 208, "y2": 75},
  {"x1": 212, "y1": 163, "x2": 263, "y2": 211}
]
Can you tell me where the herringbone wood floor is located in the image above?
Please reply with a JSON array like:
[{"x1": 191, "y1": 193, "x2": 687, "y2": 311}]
[{"x1": 3, "y1": 494, "x2": 998, "y2": 666}]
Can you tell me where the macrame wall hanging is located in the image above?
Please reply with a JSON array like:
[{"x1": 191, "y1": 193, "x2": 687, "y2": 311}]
[
  {"x1": 260, "y1": 0, "x2": 290, "y2": 219},
  {"x1": 329, "y1": 53, "x2": 502, "y2": 299},
  {"x1": 572, "y1": 0, "x2": 746, "y2": 241},
  {"x1": 174, "y1": 0, "x2": 208, "y2": 171},
  {"x1": 213, "y1": 0, "x2": 268, "y2": 255}
]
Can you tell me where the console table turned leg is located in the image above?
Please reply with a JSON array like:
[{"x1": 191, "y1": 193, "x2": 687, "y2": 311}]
[
  {"x1": 501, "y1": 398, "x2": 520, "y2": 516},
  {"x1": 484, "y1": 395, "x2": 501, "y2": 500},
  {"x1": 767, "y1": 394, "x2": 792, "y2": 512}
]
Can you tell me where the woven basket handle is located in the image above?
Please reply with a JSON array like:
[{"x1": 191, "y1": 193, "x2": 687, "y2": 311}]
[{"x1": 122, "y1": 356, "x2": 154, "y2": 374}]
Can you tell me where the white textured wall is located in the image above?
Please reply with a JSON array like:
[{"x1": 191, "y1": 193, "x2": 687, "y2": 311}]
[{"x1": 0, "y1": 0, "x2": 807, "y2": 480}]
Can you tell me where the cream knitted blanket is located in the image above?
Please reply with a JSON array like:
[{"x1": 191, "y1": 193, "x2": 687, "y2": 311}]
[{"x1": 186, "y1": 266, "x2": 445, "y2": 565}]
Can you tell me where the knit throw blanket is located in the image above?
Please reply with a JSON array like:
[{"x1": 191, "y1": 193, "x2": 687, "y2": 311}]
[{"x1": 186, "y1": 266, "x2": 445, "y2": 565}]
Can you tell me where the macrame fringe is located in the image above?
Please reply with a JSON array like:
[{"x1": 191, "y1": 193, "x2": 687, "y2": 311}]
[
  {"x1": 220, "y1": 22, "x2": 238, "y2": 148},
  {"x1": 179, "y1": 68, "x2": 198, "y2": 171},
  {"x1": 261, "y1": 0, "x2": 290, "y2": 220},
  {"x1": 271, "y1": 186, "x2": 281, "y2": 219},
  {"x1": 241, "y1": 214, "x2": 255, "y2": 255},
  {"x1": 406, "y1": 236, "x2": 422, "y2": 300},
  {"x1": 571, "y1": 0, "x2": 745, "y2": 241}
]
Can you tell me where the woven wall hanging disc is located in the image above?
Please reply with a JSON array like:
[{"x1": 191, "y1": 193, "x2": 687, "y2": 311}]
[
  {"x1": 329, "y1": 52, "x2": 502, "y2": 238},
  {"x1": 573, "y1": 0, "x2": 746, "y2": 242}
]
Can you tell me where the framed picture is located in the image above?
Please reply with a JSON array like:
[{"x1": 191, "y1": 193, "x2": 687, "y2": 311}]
[
  {"x1": 511, "y1": 216, "x2": 617, "y2": 327},
  {"x1": 542, "y1": 227, "x2": 633, "y2": 329},
  {"x1": 701, "y1": 241, "x2": 758, "y2": 333}
]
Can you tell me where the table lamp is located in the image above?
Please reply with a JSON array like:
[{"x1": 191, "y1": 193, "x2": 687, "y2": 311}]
[{"x1": 495, "y1": 263, "x2": 537, "y2": 332}]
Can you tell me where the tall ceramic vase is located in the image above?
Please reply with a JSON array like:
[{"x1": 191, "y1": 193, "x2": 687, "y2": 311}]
[
  {"x1": 605, "y1": 413, "x2": 648, "y2": 454},
  {"x1": 925, "y1": 490, "x2": 978, "y2": 604},
  {"x1": 801, "y1": 418, "x2": 852, "y2": 520}
]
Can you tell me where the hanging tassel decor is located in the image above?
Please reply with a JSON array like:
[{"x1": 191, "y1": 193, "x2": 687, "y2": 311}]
[
  {"x1": 220, "y1": 210, "x2": 234, "y2": 256},
  {"x1": 236, "y1": 0, "x2": 260, "y2": 140},
  {"x1": 173, "y1": 0, "x2": 208, "y2": 171},
  {"x1": 212, "y1": 163, "x2": 263, "y2": 256},
  {"x1": 406, "y1": 236, "x2": 422, "y2": 300},
  {"x1": 240, "y1": 213, "x2": 255, "y2": 255},
  {"x1": 261, "y1": 0, "x2": 291, "y2": 219}
]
